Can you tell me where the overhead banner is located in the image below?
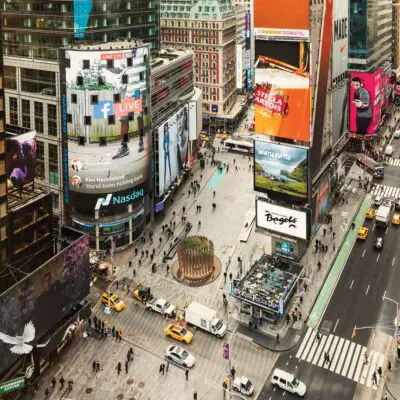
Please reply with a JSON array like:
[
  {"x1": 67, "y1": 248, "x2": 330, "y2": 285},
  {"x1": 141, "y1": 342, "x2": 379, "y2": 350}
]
[
  {"x1": 349, "y1": 70, "x2": 383, "y2": 135},
  {"x1": 254, "y1": 0, "x2": 309, "y2": 40},
  {"x1": 332, "y1": 0, "x2": 348, "y2": 80},
  {"x1": 254, "y1": 41, "x2": 311, "y2": 142},
  {"x1": 256, "y1": 200, "x2": 308, "y2": 240}
]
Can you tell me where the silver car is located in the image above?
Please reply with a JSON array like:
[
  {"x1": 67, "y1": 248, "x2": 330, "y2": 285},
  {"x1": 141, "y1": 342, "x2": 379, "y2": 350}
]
[{"x1": 165, "y1": 345, "x2": 195, "y2": 368}]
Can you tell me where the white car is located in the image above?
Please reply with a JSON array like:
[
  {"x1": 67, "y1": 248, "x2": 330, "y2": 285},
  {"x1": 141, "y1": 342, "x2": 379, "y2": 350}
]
[
  {"x1": 233, "y1": 376, "x2": 254, "y2": 396},
  {"x1": 394, "y1": 128, "x2": 400, "y2": 138},
  {"x1": 385, "y1": 145, "x2": 394, "y2": 156},
  {"x1": 373, "y1": 195, "x2": 383, "y2": 206},
  {"x1": 165, "y1": 345, "x2": 195, "y2": 368},
  {"x1": 271, "y1": 368, "x2": 306, "y2": 397}
]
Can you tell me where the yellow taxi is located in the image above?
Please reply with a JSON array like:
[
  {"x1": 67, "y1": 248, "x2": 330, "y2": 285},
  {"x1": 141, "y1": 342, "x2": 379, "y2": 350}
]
[
  {"x1": 356, "y1": 226, "x2": 369, "y2": 240},
  {"x1": 216, "y1": 133, "x2": 229, "y2": 140},
  {"x1": 365, "y1": 208, "x2": 376, "y2": 219},
  {"x1": 392, "y1": 214, "x2": 400, "y2": 225},
  {"x1": 101, "y1": 291, "x2": 125, "y2": 312},
  {"x1": 164, "y1": 324, "x2": 193, "y2": 344}
]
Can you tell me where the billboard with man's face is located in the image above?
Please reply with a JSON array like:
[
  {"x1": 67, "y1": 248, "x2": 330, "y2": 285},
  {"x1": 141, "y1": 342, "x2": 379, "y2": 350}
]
[
  {"x1": 254, "y1": 41, "x2": 311, "y2": 142},
  {"x1": 349, "y1": 70, "x2": 382, "y2": 135},
  {"x1": 63, "y1": 47, "x2": 151, "y2": 210},
  {"x1": 158, "y1": 106, "x2": 189, "y2": 197},
  {"x1": 254, "y1": 141, "x2": 308, "y2": 201},
  {"x1": 6, "y1": 131, "x2": 37, "y2": 189}
]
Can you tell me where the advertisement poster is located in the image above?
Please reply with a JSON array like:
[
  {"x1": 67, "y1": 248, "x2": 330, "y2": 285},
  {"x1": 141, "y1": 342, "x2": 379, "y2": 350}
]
[
  {"x1": 332, "y1": 0, "x2": 348, "y2": 81},
  {"x1": 65, "y1": 47, "x2": 150, "y2": 207},
  {"x1": 254, "y1": 141, "x2": 308, "y2": 200},
  {"x1": 254, "y1": 0, "x2": 309, "y2": 40},
  {"x1": 256, "y1": 200, "x2": 308, "y2": 240},
  {"x1": 349, "y1": 70, "x2": 382, "y2": 135},
  {"x1": 188, "y1": 101, "x2": 197, "y2": 141},
  {"x1": 332, "y1": 85, "x2": 348, "y2": 144},
  {"x1": 6, "y1": 131, "x2": 37, "y2": 189},
  {"x1": 158, "y1": 106, "x2": 189, "y2": 197},
  {"x1": 254, "y1": 41, "x2": 311, "y2": 142}
]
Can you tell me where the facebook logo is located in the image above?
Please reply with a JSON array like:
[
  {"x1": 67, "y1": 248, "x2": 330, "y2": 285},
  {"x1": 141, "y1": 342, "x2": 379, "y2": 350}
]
[{"x1": 93, "y1": 100, "x2": 113, "y2": 119}]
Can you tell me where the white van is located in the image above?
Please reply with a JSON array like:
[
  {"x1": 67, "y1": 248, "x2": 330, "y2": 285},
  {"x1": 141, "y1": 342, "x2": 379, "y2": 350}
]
[
  {"x1": 271, "y1": 368, "x2": 306, "y2": 396},
  {"x1": 385, "y1": 145, "x2": 394, "y2": 156}
]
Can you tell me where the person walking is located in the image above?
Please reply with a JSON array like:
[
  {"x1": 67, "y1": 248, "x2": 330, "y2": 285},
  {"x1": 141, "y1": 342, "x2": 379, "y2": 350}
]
[
  {"x1": 378, "y1": 366, "x2": 383, "y2": 378},
  {"x1": 332, "y1": 232, "x2": 335, "y2": 239},
  {"x1": 317, "y1": 261, "x2": 322, "y2": 271},
  {"x1": 117, "y1": 362, "x2": 122, "y2": 375},
  {"x1": 231, "y1": 366, "x2": 236, "y2": 379},
  {"x1": 118, "y1": 330, "x2": 122, "y2": 342},
  {"x1": 185, "y1": 368, "x2": 189, "y2": 380},
  {"x1": 96, "y1": 361, "x2": 100, "y2": 372},
  {"x1": 388, "y1": 360, "x2": 392, "y2": 372},
  {"x1": 51, "y1": 378, "x2": 56, "y2": 391},
  {"x1": 223, "y1": 271, "x2": 227, "y2": 282},
  {"x1": 59, "y1": 376, "x2": 65, "y2": 390},
  {"x1": 276, "y1": 333, "x2": 280, "y2": 344},
  {"x1": 159, "y1": 364, "x2": 163, "y2": 374},
  {"x1": 372, "y1": 371, "x2": 377, "y2": 385},
  {"x1": 364, "y1": 352, "x2": 369, "y2": 364},
  {"x1": 112, "y1": 326, "x2": 115, "y2": 338},
  {"x1": 323, "y1": 228, "x2": 326, "y2": 237},
  {"x1": 68, "y1": 380, "x2": 73, "y2": 391},
  {"x1": 229, "y1": 272, "x2": 233, "y2": 280},
  {"x1": 213, "y1": 190, "x2": 216, "y2": 198},
  {"x1": 193, "y1": 391, "x2": 198, "y2": 400},
  {"x1": 92, "y1": 360, "x2": 96, "y2": 372},
  {"x1": 125, "y1": 360, "x2": 129, "y2": 374}
]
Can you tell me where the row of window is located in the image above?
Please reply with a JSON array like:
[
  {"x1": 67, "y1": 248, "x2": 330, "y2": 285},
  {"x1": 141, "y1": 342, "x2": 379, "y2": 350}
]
[
  {"x1": 72, "y1": 71, "x2": 145, "y2": 87},
  {"x1": 36, "y1": 141, "x2": 59, "y2": 187}
]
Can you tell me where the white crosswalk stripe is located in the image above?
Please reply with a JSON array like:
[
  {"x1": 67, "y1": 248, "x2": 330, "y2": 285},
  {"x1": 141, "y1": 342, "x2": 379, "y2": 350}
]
[
  {"x1": 371, "y1": 184, "x2": 400, "y2": 198},
  {"x1": 296, "y1": 328, "x2": 385, "y2": 388},
  {"x1": 389, "y1": 158, "x2": 400, "y2": 166}
]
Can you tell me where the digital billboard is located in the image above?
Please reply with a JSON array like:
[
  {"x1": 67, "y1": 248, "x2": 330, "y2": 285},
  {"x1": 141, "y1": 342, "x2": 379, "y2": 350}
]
[
  {"x1": 254, "y1": 141, "x2": 308, "y2": 201},
  {"x1": 158, "y1": 106, "x2": 189, "y2": 197},
  {"x1": 254, "y1": 41, "x2": 311, "y2": 142},
  {"x1": 64, "y1": 47, "x2": 150, "y2": 209},
  {"x1": 254, "y1": 0, "x2": 309, "y2": 40},
  {"x1": 256, "y1": 200, "x2": 309, "y2": 240},
  {"x1": 332, "y1": 0, "x2": 348, "y2": 81},
  {"x1": 349, "y1": 70, "x2": 383, "y2": 135},
  {"x1": 6, "y1": 131, "x2": 37, "y2": 189},
  {"x1": 0, "y1": 234, "x2": 90, "y2": 377}
]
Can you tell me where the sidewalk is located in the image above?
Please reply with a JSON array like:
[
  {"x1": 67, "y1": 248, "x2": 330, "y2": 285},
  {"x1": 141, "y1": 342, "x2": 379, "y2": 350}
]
[{"x1": 385, "y1": 356, "x2": 400, "y2": 399}]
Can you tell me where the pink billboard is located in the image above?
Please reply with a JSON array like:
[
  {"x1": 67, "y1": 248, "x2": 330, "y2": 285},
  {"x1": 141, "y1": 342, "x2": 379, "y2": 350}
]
[{"x1": 349, "y1": 69, "x2": 382, "y2": 135}]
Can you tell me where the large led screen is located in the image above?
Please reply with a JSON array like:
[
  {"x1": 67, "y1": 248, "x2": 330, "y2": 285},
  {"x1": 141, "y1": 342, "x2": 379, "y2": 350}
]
[
  {"x1": 254, "y1": 141, "x2": 308, "y2": 200},
  {"x1": 254, "y1": 41, "x2": 311, "y2": 142},
  {"x1": 349, "y1": 70, "x2": 382, "y2": 135},
  {"x1": 0, "y1": 235, "x2": 90, "y2": 376},
  {"x1": 65, "y1": 47, "x2": 150, "y2": 208},
  {"x1": 6, "y1": 132, "x2": 37, "y2": 189},
  {"x1": 158, "y1": 106, "x2": 189, "y2": 197}
]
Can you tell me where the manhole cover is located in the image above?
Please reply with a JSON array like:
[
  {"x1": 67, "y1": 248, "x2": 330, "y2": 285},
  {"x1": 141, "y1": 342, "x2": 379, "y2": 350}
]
[
  {"x1": 86, "y1": 388, "x2": 93, "y2": 394},
  {"x1": 138, "y1": 382, "x2": 145, "y2": 388},
  {"x1": 320, "y1": 320, "x2": 333, "y2": 335},
  {"x1": 127, "y1": 379, "x2": 134, "y2": 385}
]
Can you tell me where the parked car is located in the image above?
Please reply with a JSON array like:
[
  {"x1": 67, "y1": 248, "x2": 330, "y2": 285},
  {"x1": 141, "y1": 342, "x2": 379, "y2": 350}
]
[
  {"x1": 165, "y1": 345, "x2": 195, "y2": 368},
  {"x1": 146, "y1": 298, "x2": 176, "y2": 317},
  {"x1": 394, "y1": 128, "x2": 400, "y2": 138}
]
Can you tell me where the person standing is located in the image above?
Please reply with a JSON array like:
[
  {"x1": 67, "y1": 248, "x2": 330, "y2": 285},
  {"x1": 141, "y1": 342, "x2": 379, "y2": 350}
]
[
  {"x1": 96, "y1": 361, "x2": 100, "y2": 372},
  {"x1": 372, "y1": 371, "x2": 377, "y2": 385},
  {"x1": 125, "y1": 360, "x2": 129, "y2": 374},
  {"x1": 388, "y1": 361, "x2": 392, "y2": 372},
  {"x1": 194, "y1": 391, "x2": 198, "y2": 400},
  {"x1": 185, "y1": 368, "x2": 189, "y2": 380},
  {"x1": 92, "y1": 360, "x2": 96, "y2": 372},
  {"x1": 59, "y1": 376, "x2": 65, "y2": 390},
  {"x1": 51, "y1": 378, "x2": 56, "y2": 391},
  {"x1": 117, "y1": 362, "x2": 122, "y2": 375},
  {"x1": 276, "y1": 333, "x2": 280, "y2": 344},
  {"x1": 231, "y1": 366, "x2": 236, "y2": 379}
]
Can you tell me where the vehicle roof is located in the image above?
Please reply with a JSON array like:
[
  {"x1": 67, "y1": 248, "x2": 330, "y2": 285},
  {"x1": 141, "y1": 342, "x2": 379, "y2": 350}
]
[
  {"x1": 273, "y1": 368, "x2": 294, "y2": 380},
  {"x1": 186, "y1": 302, "x2": 217, "y2": 319}
]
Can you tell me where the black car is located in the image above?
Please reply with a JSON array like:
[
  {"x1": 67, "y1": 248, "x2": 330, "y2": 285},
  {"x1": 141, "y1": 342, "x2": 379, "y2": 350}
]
[{"x1": 373, "y1": 237, "x2": 384, "y2": 250}]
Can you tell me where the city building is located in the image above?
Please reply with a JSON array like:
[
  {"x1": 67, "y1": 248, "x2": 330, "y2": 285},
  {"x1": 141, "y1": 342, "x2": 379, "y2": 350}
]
[
  {"x1": 348, "y1": 0, "x2": 392, "y2": 72},
  {"x1": 393, "y1": 0, "x2": 400, "y2": 75},
  {"x1": 60, "y1": 41, "x2": 151, "y2": 252},
  {"x1": 160, "y1": 0, "x2": 244, "y2": 133},
  {"x1": 235, "y1": 4, "x2": 246, "y2": 93},
  {"x1": 2, "y1": 0, "x2": 159, "y2": 226}
]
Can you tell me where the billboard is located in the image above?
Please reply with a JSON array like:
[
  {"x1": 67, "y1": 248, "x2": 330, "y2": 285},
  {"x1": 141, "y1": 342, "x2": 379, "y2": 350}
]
[
  {"x1": 256, "y1": 200, "x2": 308, "y2": 240},
  {"x1": 254, "y1": 41, "x2": 311, "y2": 142},
  {"x1": 245, "y1": 13, "x2": 253, "y2": 91},
  {"x1": 332, "y1": 0, "x2": 348, "y2": 80},
  {"x1": 158, "y1": 106, "x2": 189, "y2": 197},
  {"x1": 349, "y1": 70, "x2": 382, "y2": 135},
  {"x1": 254, "y1": 141, "x2": 308, "y2": 201},
  {"x1": 64, "y1": 47, "x2": 150, "y2": 209},
  {"x1": 332, "y1": 85, "x2": 348, "y2": 144},
  {"x1": 6, "y1": 131, "x2": 37, "y2": 189},
  {"x1": 254, "y1": 0, "x2": 309, "y2": 40},
  {"x1": 0, "y1": 235, "x2": 90, "y2": 377},
  {"x1": 236, "y1": 44, "x2": 243, "y2": 90},
  {"x1": 188, "y1": 101, "x2": 197, "y2": 141}
]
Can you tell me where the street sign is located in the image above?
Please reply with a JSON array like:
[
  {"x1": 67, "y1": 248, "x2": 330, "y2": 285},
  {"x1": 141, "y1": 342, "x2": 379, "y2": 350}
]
[
  {"x1": 223, "y1": 343, "x2": 230, "y2": 360},
  {"x1": 0, "y1": 377, "x2": 25, "y2": 394}
]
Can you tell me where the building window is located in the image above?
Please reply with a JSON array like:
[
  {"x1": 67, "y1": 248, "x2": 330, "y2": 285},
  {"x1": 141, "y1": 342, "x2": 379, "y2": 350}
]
[
  {"x1": 71, "y1": 93, "x2": 77, "y2": 103},
  {"x1": 122, "y1": 75, "x2": 128, "y2": 84},
  {"x1": 108, "y1": 115, "x2": 115, "y2": 124},
  {"x1": 34, "y1": 102, "x2": 44, "y2": 133},
  {"x1": 52, "y1": 193, "x2": 59, "y2": 210},
  {"x1": 20, "y1": 68, "x2": 56, "y2": 96},
  {"x1": 84, "y1": 116, "x2": 91, "y2": 125},
  {"x1": 76, "y1": 76, "x2": 83, "y2": 86},
  {"x1": 107, "y1": 59, "x2": 114, "y2": 68},
  {"x1": 91, "y1": 95, "x2": 99, "y2": 105},
  {"x1": 9, "y1": 97, "x2": 18, "y2": 125},
  {"x1": 83, "y1": 59, "x2": 90, "y2": 69},
  {"x1": 21, "y1": 99, "x2": 31, "y2": 129},
  {"x1": 48, "y1": 144, "x2": 58, "y2": 185},
  {"x1": 47, "y1": 104, "x2": 57, "y2": 136},
  {"x1": 4, "y1": 66, "x2": 17, "y2": 90},
  {"x1": 36, "y1": 140, "x2": 45, "y2": 180}
]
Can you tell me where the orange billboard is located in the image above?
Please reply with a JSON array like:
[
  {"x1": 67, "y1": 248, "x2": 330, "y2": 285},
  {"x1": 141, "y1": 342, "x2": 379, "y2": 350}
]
[
  {"x1": 254, "y1": 0, "x2": 309, "y2": 40},
  {"x1": 254, "y1": 41, "x2": 311, "y2": 142}
]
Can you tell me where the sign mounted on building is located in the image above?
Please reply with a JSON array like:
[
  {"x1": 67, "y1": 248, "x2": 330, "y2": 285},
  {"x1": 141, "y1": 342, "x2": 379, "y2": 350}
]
[
  {"x1": 0, "y1": 378, "x2": 25, "y2": 394},
  {"x1": 256, "y1": 200, "x2": 309, "y2": 240},
  {"x1": 332, "y1": 0, "x2": 348, "y2": 80}
]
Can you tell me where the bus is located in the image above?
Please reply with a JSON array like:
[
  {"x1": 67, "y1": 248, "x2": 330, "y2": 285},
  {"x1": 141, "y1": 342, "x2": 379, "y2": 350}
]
[
  {"x1": 224, "y1": 137, "x2": 253, "y2": 154},
  {"x1": 355, "y1": 153, "x2": 384, "y2": 178}
]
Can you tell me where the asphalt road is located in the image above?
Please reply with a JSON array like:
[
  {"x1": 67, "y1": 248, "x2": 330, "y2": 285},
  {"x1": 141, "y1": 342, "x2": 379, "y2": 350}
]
[{"x1": 258, "y1": 167, "x2": 400, "y2": 400}]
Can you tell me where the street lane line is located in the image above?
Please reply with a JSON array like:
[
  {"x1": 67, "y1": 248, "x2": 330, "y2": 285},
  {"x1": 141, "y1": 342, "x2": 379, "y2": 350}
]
[
  {"x1": 372, "y1": 223, "x2": 376, "y2": 232},
  {"x1": 317, "y1": 335, "x2": 334, "y2": 367},
  {"x1": 366, "y1": 284, "x2": 370, "y2": 295},
  {"x1": 348, "y1": 344, "x2": 363, "y2": 380},
  {"x1": 362, "y1": 249, "x2": 366, "y2": 258},
  {"x1": 393, "y1": 257, "x2": 396, "y2": 266},
  {"x1": 353, "y1": 346, "x2": 367, "y2": 382},
  {"x1": 311, "y1": 335, "x2": 327, "y2": 364},
  {"x1": 335, "y1": 339, "x2": 350, "y2": 375},
  {"x1": 386, "y1": 227, "x2": 389, "y2": 235},
  {"x1": 306, "y1": 334, "x2": 321, "y2": 363},
  {"x1": 329, "y1": 337, "x2": 345, "y2": 371},
  {"x1": 325, "y1": 336, "x2": 339, "y2": 368},
  {"x1": 333, "y1": 318, "x2": 339, "y2": 333},
  {"x1": 350, "y1": 280, "x2": 354, "y2": 289},
  {"x1": 341, "y1": 342, "x2": 356, "y2": 377},
  {"x1": 300, "y1": 330, "x2": 317, "y2": 360},
  {"x1": 295, "y1": 327, "x2": 313, "y2": 359},
  {"x1": 377, "y1": 253, "x2": 380, "y2": 262}
]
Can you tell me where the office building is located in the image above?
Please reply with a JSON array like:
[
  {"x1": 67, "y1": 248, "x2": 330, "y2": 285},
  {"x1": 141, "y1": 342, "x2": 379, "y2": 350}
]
[{"x1": 393, "y1": 0, "x2": 400, "y2": 75}]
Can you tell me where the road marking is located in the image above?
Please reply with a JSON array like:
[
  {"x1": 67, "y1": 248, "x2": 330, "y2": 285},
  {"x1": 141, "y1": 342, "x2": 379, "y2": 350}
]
[
  {"x1": 386, "y1": 227, "x2": 389, "y2": 235},
  {"x1": 350, "y1": 280, "x2": 354, "y2": 289},
  {"x1": 393, "y1": 257, "x2": 396, "y2": 266},
  {"x1": 330, "y1": 338, "x2": 345, "y2": 371},
  {"x1": 296, "y1": 328, "x2": 313, "y2": 358},
  {"x1": 366, "y1": 284, "x2": 370, "y2": 295},
  {"x1": 333, "y1": 318, "x2": 339, "y2": 333},
  {"x1": 377, "y1": 253, "x2": 380, "y2": 262},
  {"x1": 348, "y1": 344, "x2": 363, "y2": 380},
  {"x1": 372, "y1": 223, "x2": 376, "y2": 231},
  {"x1": 362, "y1": 249, "x2": 366, "y2": 258}
]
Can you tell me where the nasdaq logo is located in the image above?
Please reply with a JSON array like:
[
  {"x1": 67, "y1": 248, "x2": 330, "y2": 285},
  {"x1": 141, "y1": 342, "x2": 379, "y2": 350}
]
[{"x1": 93, "y1": 100, "x2": 114, "y2": 119}]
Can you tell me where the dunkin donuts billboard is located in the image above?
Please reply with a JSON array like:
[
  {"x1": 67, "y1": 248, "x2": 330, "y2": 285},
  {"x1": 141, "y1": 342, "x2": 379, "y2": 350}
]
[{"x1": 254, "y1": 40, "x2": 311, "y2": 142}]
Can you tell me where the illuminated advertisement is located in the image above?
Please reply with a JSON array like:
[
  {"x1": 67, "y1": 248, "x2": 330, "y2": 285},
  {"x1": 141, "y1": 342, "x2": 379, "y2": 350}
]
[
  {"x1": 0, "y1": 234, "x2": 89, "y2": 377},
  {"x1": 158, "y1": 106, "x2": 189, "y2": 197},
  {"x1": 6, "y1": 131, "x2": 37, "y2": 189},
  {"x1": 236, "y1": 44, "x2": 243, "y2": 90},
  {"x1": 254, "y1": 0, "x2": 309, "y2": 40},
  {"x1": 64, "y1": 47, "x2": 150, "y2": 209},
  {"x1": 349, "y1": 70, "x2": 383, "y2": 135},
  {"x1": 73, "y1": 0, "x2": 93, "y2": 38},
  {"x1": 332, "y1": 0, "x2": 348, "y2": 81},
  {"x1": 254, "y1": 141, "x2": 308, "y2": 201},
  {"x1": 245, "y1": 12, "x2": 252, "y2": 91},
  {"x1": 188, "y1": 101, "x2": 197, "y2": 141},
  {"x1": 254, "y1": 41, "x2": 311, "y2": 142}
]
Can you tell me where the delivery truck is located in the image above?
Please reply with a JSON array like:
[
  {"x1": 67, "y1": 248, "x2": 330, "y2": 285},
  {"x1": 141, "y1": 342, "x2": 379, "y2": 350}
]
[
  {"x1": 185, "y1": 302, "x2": 227, "y2": 337},
  {"x1": 376, "y1": 204, "x2": 391, "y2": 227}
]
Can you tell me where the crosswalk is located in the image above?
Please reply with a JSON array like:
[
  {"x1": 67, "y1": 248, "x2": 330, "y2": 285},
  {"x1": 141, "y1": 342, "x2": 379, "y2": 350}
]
[
  {"x1": 371, "y1": 184, "x2": 400, "y2": 198},
  {"x1": 295, "y1": 328, "x2": 385, "y2": 389},
  {"x1": 388, "y1": 158, "x2": 400, "y2": 166}
]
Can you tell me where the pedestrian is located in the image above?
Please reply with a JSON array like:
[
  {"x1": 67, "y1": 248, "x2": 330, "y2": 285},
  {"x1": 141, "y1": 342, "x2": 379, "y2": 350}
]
[
  {"x1": 118, "y1": 330, "x2": 122, "y2": 342},
  {"x1": 45, "y1": 388, "x2": 50, "y2": 397},
  {"x1": 317, "y1": 261, "x2": 321, "y2": 271},
  {"x1": 286, "y1": 314, "x2": 290, "y2": 324},
  {"x1": 135, "y1": 247, "x2": 138, "y2": 256},
  {"x1": 351, "y1": 222, "x2": 355, "y2": 230},
  {"x1": 92, "y1": 360, "x2": 96, "y2": 372},
  {"x1": 333, "y1": 243, "x2": 336, "y2": 252},
  {"x1": 223, "y1": 271, "x2": 227, "y2": 282},
  {"x1": 323, "y1": 228, "x2": 326, "y2": 237},
  {"x1": 125, "y1": 360, "x2": 129, "y2": 374},
  {"x1": 364, "y1": 352, "x2": 369, "y2": 364},
  {"x1": 68, "y1": 380, "x2": 73, "y2": 390},
  {"x1": 213, "y1": 190, "x2": 216, "y2": 197},
  {"x1": 332, "y1": 232, "x2": 336, "y2": 239},
  {"x1": 159, "y1": 364, "x2": 163, "y2": 374},
  {"x1": 329, "y1": 225, "x2": 333, "y2": 232},
  {"x1": 185, "y1": 368, "x2": 189, "y2": 380},
  {"x1": 229, "y1": 272, "x2": 232, "y2": 280},
  {"x1": 388, "y1": 361, "x2": 392, "y2": 372},
  {"x1": 231, "y1": 366, "x2": 236, "y2": 379},
  {"x1": 276, "y1": 333, "x2": 280, "y2": 344},
  {"x1": 378, "y1": 366, "x2": 382, "y2": 378},
  {"x1": 59, "y1": 376, "x2": 65, "y2": 390},
  {"x1": 117, "y1": 362, "x2": 122, "y2": 375},
  {"x1": 372, "y1": 371, "x2": 377, "y2": 385},
  {"x1": 194, "y1": 391, "x2": 198, "y2": 400},
  {"x1": 316, "y1": 332, "x2": 321, "y2": 341},
  {"x1": 115, "y1": 330, "x2": 119, "y2": 341},
  {"x1": 325, "y1": 244, "x2": 329, "y2": 252},
  {"x1": 88, "y1": 316, "x2": 92, "y2": 328},
  {"x1": 51, "y1": 378, "x2": 56, "y2": 390},
  {"x1": 96, "y1": 360, "x2": 100, "y2": 372},
  {"x1": 198, "y1": 221, "x2": 201, "y2": 228}
]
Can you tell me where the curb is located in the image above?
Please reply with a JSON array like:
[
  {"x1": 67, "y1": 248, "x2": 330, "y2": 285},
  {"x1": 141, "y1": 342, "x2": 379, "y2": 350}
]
[{"x1": 384, "y1": 382, "x2": 398, "y2": 400}]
